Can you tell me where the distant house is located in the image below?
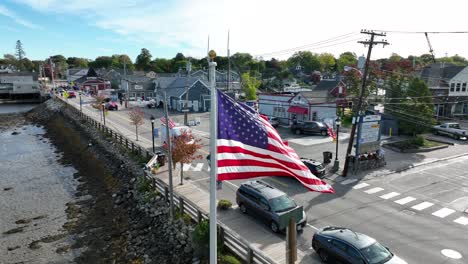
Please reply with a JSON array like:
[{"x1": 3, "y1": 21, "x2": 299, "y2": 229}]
[
  {"x1": 66, "y1": 68, "x2": 88, "y2": 83},
  {"x1": 155, "y1": 77, "x2": 211, "y2": 112},
  {"x1": 190, "y1": 70, "x2": 241, "y2": 91},
  {"x1": 75, "y1": 68, "x2": 111, "y2": 94},
  {"x1": 121, "y1": 75, "x2": 155, "y2": 100},
  {"x1": 420, "y1": 63, "x2": 468, "y2": 117},
  {"x1": 257, "y1": 80, "x2": 346, "y2": 125},
  {"x1": 0, "y1": 72, "x2": 40, "y2": 99}
]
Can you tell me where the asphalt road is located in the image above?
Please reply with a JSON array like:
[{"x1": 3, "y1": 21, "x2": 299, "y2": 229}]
[{"x1": 68, "y1": 96, "x2": 468, "y2": 263}]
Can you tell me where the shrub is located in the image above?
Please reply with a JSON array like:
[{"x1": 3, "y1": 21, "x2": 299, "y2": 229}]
[
  {"x1": 411, "y1": 136, "x2": 425, "y2": 146},
  {"x1": 175, "y1": 209, "x2": 192, "y2": 225},
  {"x1": 217, "y1": 199, "x2": 232, "y2": 210},
  {"x1": 136, "y1": 176, "x2": 152, "y2": 193},
  {"x1": 219, "y1": 255, "x2": 241, "y2": 264}
]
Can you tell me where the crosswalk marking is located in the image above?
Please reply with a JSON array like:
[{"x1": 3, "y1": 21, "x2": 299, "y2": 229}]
[
  {"x1": 432, "y1": 208, "x2": 455, "y2": 218},
  {"x1": 353, "y1": 183, "x2": 370, "y2": 189},
  {"x1": 340, "y1": 179, "x2": 358, "y2": 185},
  {"x1": 364, "y1": 187, "x2": 384, "y2": 194},
  {"x1": 454, "y1": 217, "x2": 468, "y2": 225},
  {"x1": 394, "y1": 196, "x2": 416, "y2": 205},
  {"x1": 411, "y1": 202, "x2": 434, "y2": 211},
  {"x1": 183, "y1": 164, "x2": 192, "y2": 171},
  {"x1": 192, "y1": 163, "x2": 203, "y2": 171},
  {"x1": 380, "y1": 192, "x2": 400, "y2": 200}
]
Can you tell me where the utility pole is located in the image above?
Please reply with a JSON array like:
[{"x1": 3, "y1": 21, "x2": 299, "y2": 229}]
[
  {"x1": 342, "y1": 30, "x2": 388, "y2": 177},
  {"x1": 124, "y1": 60, "x2": 128, "y2": 108},
  {"x1": 183, "y1": 60, "x2": 191, "y2": 125},
  {"x1": 164, "y1": 92, "x2": 175, "y2": 219},
  {"x1": 49, "y1": 58, "x2": 56, "y2": 91}
]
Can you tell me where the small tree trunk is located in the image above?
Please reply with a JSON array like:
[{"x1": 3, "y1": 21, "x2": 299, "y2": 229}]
[
  {"x1": 135, "y1": 125, "x2": 139, "y2": 141},
  {"x1": 180, "y1": 163, "x2": 184, "y2": 185}
]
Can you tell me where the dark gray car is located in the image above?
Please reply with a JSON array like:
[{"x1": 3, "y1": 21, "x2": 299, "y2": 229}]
[
  {"x1": 291, "y1": 121, "x2": 328, "y2": 136},
  {"x1": 236, "y1": 180, "x2": 307, "y2": 233}
]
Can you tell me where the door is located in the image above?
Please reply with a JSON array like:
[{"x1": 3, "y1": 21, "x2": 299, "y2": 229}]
[
  {"x1": 304, "y1": 122, "x2": 318, "y2": 134},
  {"x1": 193, "y1": 101, "x2": 199, "y2": 112},
  {"x1": 258, "y1": 197, "x2": 272, "y2": 222},
  {"x1": 330, "y1": 239, "x2": 352, "y2": 264}
]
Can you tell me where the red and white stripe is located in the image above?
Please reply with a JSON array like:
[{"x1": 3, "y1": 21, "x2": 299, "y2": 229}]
[
  {"x1": 160, "y1": 117, "x2": 175, "y2": 129},
  {"x1": 217, "y1": 115, "x2": 334, "y2": 193}
]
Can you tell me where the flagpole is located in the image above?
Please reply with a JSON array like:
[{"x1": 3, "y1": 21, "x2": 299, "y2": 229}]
[{"x1": 208, "y1": 50, "x2": 218, "y2": 264}]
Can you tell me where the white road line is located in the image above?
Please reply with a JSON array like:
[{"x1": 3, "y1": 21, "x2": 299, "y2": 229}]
[
  {"x1": 183, "y1": 164, "x2": 192, "y2": 171},
  {"x1": 190, "y1": 177, "x2": 210, "y2": 182},
  {"x1": 411, "y1": 202, "x2": 434, "y2": 211},
  {"x1": 306, "y1": 224, "x2": 319, "y2": 231},
  {"x1": 380, "y1": 192, "x2": 400, "y2": 200},
  {"x1": 353, "y1": 183, "x2": 370, "y2": 189},
  {"x1": 432, "y1": 208, "x2": 456, "y2": 218},
  {"x1": 192, "y1": 163, "x2": 204, "y2": 171},
  {"x1": 340, "y1": 179, "x2": 358, "y2": 185},
  {"x1": 394, "y1": 196, "x2": 416, "y2": 205},
  {"x1": 364, "y1": 187, "x2": 384, "y2": 194},
  {"x1": 454, "y1": 217, "x2": 468, "y2": 225}
]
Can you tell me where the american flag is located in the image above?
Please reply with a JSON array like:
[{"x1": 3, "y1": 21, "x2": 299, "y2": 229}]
[
  {"x1": 160, "y1": 117, "x2": 175, "y2": 129},
  {"x1": 217, "y1": 91, "x2": 334, "y2": 193}
]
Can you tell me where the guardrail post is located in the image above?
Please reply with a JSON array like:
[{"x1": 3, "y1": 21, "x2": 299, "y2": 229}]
[
  {"x1": 197, "y1": 210, "x2": 203, "y2": 223},
  {"x1": 125, "y1": 138, "x2": 128, "y2": 148},
  {"x1": 131, "y1": 142, "x2": 134, "y2": 152},
  {"x1": 152, "y1": 178, "x2": 156, "y2": 189},
  {"x1": 219, "y1": 226, "x2": 225, "y2": 248},
  {"x1": 146, "y1": 151, "x2": 150, "y2": 159},
  {"x1": 247, "y1": 247, "x2": 254, "y2": 264},
  {"x1": 110, "y1": 130, "x2": 113, "y2": 138},
  {"x1": 179, "y1": 198, "x2": 185, "y2": 215},
  {"x1": 164, "y1": 186, "x2": 169, "y2": 203}
]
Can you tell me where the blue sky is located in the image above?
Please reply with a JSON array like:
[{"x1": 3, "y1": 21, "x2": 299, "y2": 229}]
[{"x1": 1, "y1": 0, "x2": 468, "y2": 62}]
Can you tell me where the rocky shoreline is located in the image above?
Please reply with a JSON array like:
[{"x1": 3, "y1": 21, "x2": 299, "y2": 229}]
[{"x1": 22, "y1": 99, "x2": 194, "y2": 263}]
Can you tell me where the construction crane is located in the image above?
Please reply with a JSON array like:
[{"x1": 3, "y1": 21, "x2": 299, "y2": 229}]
[{"x1": 424, "y1": 32, "x2": 437, "y2": 63}]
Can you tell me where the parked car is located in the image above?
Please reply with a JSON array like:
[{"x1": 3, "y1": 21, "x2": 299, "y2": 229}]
[
  {"x1": 269, "y1": 117, "x2": 280, "y2": 128},
  {"x1": 312, "y1": 227, "x2": 407, "y2": 264},
  {"x1": 67, "y1": 91, "x2": 76, "y2": 98},
  {"x1": 301, "y1": 158, "x2": 325, "y2": 178},
  {"x1": 129, "y1": 96, "x2": 136, "y2": 101},
  {"x1": 147, "y1": 99, "x2": 157, "y2": 109},
  {"x1": 236, "y1": 180, "x2": 307, "y2": 233},
  {"x1": 105, "y1": 101, "x2": 118, "y2": 111},
  {"x1": 291, "y1": 121, "x2": 328, "y2": 136},
  {"x1": 433, "y1": 122, "x2": 467, "y2": 140}
]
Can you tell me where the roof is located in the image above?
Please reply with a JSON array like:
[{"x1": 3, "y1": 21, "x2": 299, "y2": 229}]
[
  {"x1": 242, "y1": 180, "x2": 284, "y2": 199},
  {"x1": 315, "y1": 80, "x2": 343, "y2": 91},
  {"x1": 124, "y1": 75, "x2": 152, "y2": 83},
  {"x1": 420, "y1": 63, "x2": 465, "y2": 88},
  {"x1": 155, "y1": 76, "x2": 178, "y2": 89},
  {"x1": 0, "y1": 72, "x2": 38, "y2": 81},
  {"x1": 162, "y1": 77, "x2": 208, "y2": 97},
  {"x1": 320, "y1": 227, "x2": 375, "y2": 249}
]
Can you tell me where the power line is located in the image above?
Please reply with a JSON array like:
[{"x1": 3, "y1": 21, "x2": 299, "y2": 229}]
[{"x1": 374, "y1": 30, "x2": 468, "y2": 34}]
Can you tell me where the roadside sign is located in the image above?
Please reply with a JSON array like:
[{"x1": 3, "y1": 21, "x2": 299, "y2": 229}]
[
  {"x1": 181, "y1": 109, "x2": 190, "y2": 112},
  {"x1": 154, "y1": 128, "x2": 159, "y2": 138},
  {"x1": 356, "y1": 114, "x2": 382, "y2": 155}
]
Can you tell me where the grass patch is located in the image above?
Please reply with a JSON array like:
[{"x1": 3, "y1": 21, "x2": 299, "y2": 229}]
[{"x1": 389, "y1": 136, "x2": 443, "y2": 150}]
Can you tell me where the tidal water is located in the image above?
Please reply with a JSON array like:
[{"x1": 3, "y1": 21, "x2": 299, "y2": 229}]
[{"x1": 0, "y1": 105, "x2": 78, "y2": 263}]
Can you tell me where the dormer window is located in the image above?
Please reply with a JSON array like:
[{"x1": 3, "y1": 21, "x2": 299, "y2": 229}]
[
  {"x1": 450, "y1": 83, "x2": 455, "y2": 92},
  {"x1": 456, "y1": 83, "x2": 461, "y2": 92},
  {"x1": 463, "y1": 83, "x2": 467, "y2": 92}
]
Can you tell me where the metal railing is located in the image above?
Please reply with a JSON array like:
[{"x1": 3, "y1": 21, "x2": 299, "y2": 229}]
[{"x1": 57, "y1": 97, "x2": 278, "y2": 264}]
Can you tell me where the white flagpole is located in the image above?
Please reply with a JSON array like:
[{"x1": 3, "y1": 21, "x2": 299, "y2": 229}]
[{"x1": 208, "y1": 50, "x2": 218, "y2": 264}]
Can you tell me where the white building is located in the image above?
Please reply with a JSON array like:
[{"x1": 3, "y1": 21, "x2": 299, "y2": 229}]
[{"x1": 0, "y1": 72, "x2": 40, "y2": 98}]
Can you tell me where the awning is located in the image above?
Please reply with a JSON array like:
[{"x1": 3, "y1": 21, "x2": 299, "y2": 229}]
[{"x1": 288, "y1": 106, "x2": 308, "y2": 115}]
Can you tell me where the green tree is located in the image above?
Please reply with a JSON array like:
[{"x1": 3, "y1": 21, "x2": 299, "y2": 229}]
[
  {"x1": 231, "y1": 52, "x2": 254, "y2": 73},
  {"x1": 110, "y1": 54, "x2": 134, "y2": 70},
  {"x1": 67, "y1": 57, "x2": 89, "y2": 68},
  {"x1": 135, "y1": 48, "x2": 152, "y2": 71},
  {"x1": 386, "y1": 78, "x2": 434, "y2": 135},
  {"x1": 286, "y1": 51, "x2": 320, "y2": 74},
  {"x1": 151, "y1": 58, "x2": 172, "y2": 72},
  {"x1": 241, "y1": 72, "x2": 260, "y2": 100},
  {"x1": 15, "y1": 40, "x2": 25, "y2": 61},
  {"x1": 50, "y1": 55, "x2": 68, "y2": 78},
  {"x1": 336, "y1": 52, "x2": 357, "y2": 72},
  {"x1": 318, "y1": 53, "x2": 336, "y2": 72},
  {"x1": 89, "y1": 56, "x2": 113, "y2": 69}
]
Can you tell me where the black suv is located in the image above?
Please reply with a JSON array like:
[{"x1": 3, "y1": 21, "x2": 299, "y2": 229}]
[
  {"x1": 291, "y1": 121, "x2": 328, "y2": 136},
  {"x1": 236, "y1": 180, "x2": 307, "y2": 233},
  {"x1": 301, "y1": 158, "x2": 325, "y2": 178},
  {"x1": 312, "y1": 227, "x2": 407, "y2": 264}
]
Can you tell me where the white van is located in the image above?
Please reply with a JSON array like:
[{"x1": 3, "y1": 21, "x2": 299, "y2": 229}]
[{"x1": 160, "y1": 126, "x2": 192, "y2": 144}]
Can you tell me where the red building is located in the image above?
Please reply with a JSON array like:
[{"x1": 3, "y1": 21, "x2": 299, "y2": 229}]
[{"x1": 75, "y1": 68, "x2": 111, "y2": 94}]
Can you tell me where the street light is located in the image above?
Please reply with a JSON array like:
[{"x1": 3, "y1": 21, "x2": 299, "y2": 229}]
[
  {"x1": 150, "y1": 115, "x2": 155, "y2": 153},
  {"x1": 333, "y1": 118, "x2": 341, "y2": 172},
  {"x1": 101, "y1": 103, "x2": 106, "y2": 126},
  {"x1": 79, "y1": 92, "x2": 82, "y2": 113}
]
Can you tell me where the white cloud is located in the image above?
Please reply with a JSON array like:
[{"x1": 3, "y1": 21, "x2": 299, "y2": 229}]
[
  {"x1": 12, "y1": 0, "x2": 468, "y2": 59},
  {"x1": 0, "y1": 4, "x2": 41, "y2": 29}
]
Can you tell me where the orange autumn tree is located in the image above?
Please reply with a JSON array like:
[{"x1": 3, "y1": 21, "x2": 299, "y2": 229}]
[
  {"x1": 128, "y1": 107, "x2": 144, "y2": 141},
  {"x1": 164, "y1": 130, "x2": 202, "y2": 185}
]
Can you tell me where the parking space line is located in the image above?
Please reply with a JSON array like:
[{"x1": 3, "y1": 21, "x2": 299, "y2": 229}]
[
  {"x1": 268, "y1": 178, "x2": 289, "y2": 188},
  {"x1": 411, "y1": 202, "x2": 434, "y2": 211},
  {"x1": 353, "y1": 183, "x2": 370, "y2": 189},
  {"x1": 340, "y1": 179, "x2": 358, "y2": 185},
  {"x1": 454, "y1": 217, "x2": 468, "y2": 225},
  {"x1": 364, "y1": 187, "x2": 384, "y2": 194},
  {"x1": 306, "y1": 223, "x2": 319, "y2": 231},
  {"x1": 432, "y1": 208, "x2": 456, "y2": 218},
  {"x1": 394, "y1": 196, "x2": 416, "y2": 205},
  {"x1": 380, "y1": 192, "x2": 400, "y2": 200},
  {"x1": 192, "y1": 163, "x2": 204, "y2": 171}
]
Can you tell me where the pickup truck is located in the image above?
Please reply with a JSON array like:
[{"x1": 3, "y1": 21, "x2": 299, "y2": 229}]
[{"x1": 433, "y1": 122, "x2": 467, "y2": 140}]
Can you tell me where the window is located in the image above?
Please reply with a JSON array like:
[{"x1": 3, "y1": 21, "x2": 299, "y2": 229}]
[
  {"x1": 451, "y1": 83, "x2": 455, "y2": 92},
  {"x1": 331, "y1": 239, "x2": 348, "y2": 252},
  {"x1": 348, "y1": 247, "x2": 363, "y2": 262},
  {"x1": 456, "y1": 83, "x2": 461, "y2": 92},
  {"x1": 463, "y1": 83, "x2": 467, "y2": 92},
  {"x1": 273, "y1": 106, "x2": 286, "y2": 118}
]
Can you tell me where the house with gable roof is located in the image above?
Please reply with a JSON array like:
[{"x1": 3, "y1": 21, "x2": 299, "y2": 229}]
[{"x1": 155, "y1": 76, "x2": 211, "y2": 112}]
